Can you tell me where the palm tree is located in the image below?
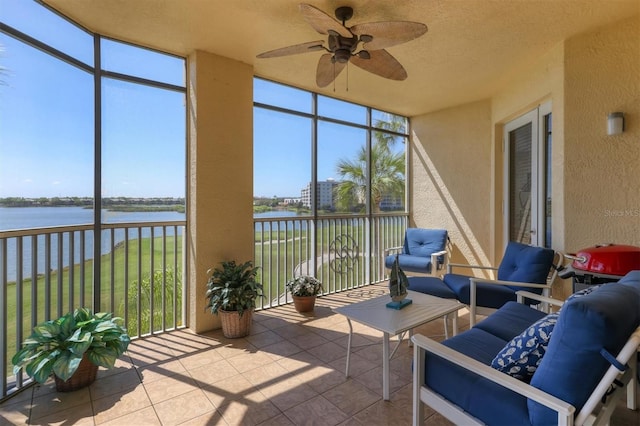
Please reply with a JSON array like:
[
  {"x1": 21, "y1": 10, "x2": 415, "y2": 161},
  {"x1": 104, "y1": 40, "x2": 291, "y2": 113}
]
[{"x1": 334, "y1": 121, "x2": 405, "y2": 213}]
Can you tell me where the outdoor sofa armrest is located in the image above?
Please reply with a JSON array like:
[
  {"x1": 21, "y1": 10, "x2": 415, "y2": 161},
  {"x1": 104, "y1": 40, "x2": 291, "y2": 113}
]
[
  {"x1": 446, "y1": 262, "x2": 498, "y2": 274},
  {"x1": 384, "y1": 246, "x2": 404, "y2": 257},
  {"x1": 411, "y1": 334, "x2": 575, "y2": 426},
  {"x1": 515, "y1": 290, "x2": 564, "y2": 308},
  {"x1": 469, "y1": 277, "x2": 553, "y2": 325},
  {"x1": 430, "y1": 249, "x2": 448, "y2": 270}
]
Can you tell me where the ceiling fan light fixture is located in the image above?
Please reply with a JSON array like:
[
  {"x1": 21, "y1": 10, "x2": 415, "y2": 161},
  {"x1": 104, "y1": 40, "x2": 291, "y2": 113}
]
[
  {"x1": 335, "y1": 49, "x2": 351, "y2": 63},
  {"x1": 357, "y1": 50, "x2": 371, "y2": 60},
  {"x1": 359, "y1": 34, "x2": 373, "y2": 43}
]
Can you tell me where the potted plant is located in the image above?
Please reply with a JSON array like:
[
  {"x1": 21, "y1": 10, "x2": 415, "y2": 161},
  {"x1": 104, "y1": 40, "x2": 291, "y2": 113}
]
[
  {"x1": 12, "y1": 308, "x2": 130, "y2": 392},
  {"x1": 205, "y1": 260, "x2": 263, "y2": 338},
  {"x1": 286, "y1": 275, "x2": 323, "y2": 313}
]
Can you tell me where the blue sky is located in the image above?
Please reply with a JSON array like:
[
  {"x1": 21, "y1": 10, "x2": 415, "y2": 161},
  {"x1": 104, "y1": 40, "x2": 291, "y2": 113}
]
[{"x1": 0, "y1": 0, "x2": 403, "y2": 200}]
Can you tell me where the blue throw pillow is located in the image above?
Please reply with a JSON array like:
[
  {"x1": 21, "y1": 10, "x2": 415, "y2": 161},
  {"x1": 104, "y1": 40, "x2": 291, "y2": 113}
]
[
  {"x1": 491, "y1": 312, "x2": 559, "y2": 381},
  {"x1": 565, "y1": 284, "x2": 602, "y2": 303}
]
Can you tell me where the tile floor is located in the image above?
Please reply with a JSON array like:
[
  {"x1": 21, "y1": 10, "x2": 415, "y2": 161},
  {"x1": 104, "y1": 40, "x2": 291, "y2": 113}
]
[{"x1": 1, "y1": 286, "x2": 638, "y2": 425}]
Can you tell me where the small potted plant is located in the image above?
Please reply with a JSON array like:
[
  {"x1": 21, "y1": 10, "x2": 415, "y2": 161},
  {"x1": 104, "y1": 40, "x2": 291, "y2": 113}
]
[
  {"x1": 12, "y1": 308, "x2": 130, "y2": 392},
  {"x1": 286, "y1": 275, "x2": 323, "y2": 313},
  {"x1": 205, "y1": 260, "x2": 263, "y2": 338}
]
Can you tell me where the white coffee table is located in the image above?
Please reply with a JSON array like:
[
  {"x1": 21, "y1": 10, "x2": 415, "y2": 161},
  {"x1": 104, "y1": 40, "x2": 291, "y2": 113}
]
[{"x1": 334, "y1": 290, "x2": 463, "y2": 400}]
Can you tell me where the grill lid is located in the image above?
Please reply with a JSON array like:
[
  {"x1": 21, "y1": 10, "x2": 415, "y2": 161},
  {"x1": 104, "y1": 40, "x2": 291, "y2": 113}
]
[{"x1": 571, "y1": 244, "x2": 640, "y2": 276}]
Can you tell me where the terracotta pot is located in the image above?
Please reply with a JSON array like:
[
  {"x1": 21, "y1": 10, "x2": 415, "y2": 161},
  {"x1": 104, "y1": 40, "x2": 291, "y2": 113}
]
[{"x1": 292, "y1": 295, "x2": 316, "y2": 313}]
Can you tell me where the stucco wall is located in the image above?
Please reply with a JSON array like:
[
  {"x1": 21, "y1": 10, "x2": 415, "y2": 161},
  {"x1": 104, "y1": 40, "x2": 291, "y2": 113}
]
[
  {"x1": 492, "y1": 43, "x2": 566, "y2": 255},
  {"x1": 187, "y1": 50, "x2": 254, "y2": 333},
  {"x1": 410, "y1": 100, "x2": 493, "y2": 269},
  {"x1": 563, "y1": 16, "x2": 640, "y2": 252}
]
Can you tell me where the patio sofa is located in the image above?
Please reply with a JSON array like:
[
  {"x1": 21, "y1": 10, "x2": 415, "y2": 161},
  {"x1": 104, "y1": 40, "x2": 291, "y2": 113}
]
[{"x1": 412, "y1": 270, "x2": 640, "y2": 426}]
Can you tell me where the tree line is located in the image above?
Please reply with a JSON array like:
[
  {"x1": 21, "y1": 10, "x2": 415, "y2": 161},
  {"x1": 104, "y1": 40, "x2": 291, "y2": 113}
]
[{"x1": 0, "y1": 197, "x2": 185, "y2": 207}]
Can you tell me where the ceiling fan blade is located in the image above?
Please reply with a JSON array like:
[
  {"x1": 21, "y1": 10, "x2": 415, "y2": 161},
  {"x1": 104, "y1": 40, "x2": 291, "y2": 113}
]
[
  {"x1": 316, "y1": 53, "x2": 346, "y2": 87},
  {"x1": 256, "y1": 40, "x2": 325, "y2": 58},
  {"x1": 299, "y1": 3, "x2": 352, "y2": 38},
  {"x1": 350, "y1": 49, "x2": 407, "y2": 81},
  {"x1": 351, "y1": 21, "x2": 427, "y2": 50}
]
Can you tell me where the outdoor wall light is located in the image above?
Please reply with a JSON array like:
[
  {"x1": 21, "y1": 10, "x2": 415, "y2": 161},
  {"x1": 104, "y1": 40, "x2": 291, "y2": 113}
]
[{"x1": 607, "y1": 112, "x2": 624, "y2": 135}]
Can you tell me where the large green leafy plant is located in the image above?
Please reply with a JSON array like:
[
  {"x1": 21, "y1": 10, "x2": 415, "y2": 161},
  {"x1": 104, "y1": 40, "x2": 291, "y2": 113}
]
[
  {"x1": 205, "y1": 260, "x2": 263, "y2": 317},
  {"x1": 12, "y1": 308, "x2": 130, "y2": 383}
]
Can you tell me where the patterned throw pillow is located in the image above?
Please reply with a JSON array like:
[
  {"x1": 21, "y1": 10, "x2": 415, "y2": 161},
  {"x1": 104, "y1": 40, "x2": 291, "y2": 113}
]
[{"x1": 491, "y1": 312, "x2": 559, "y2": 381}]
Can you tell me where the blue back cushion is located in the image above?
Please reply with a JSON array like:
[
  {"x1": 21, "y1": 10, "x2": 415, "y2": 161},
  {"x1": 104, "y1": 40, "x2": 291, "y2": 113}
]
[
  {"x1": 497, "y1": 241, "x2": 554, "y2": 291},
  {"x1": 528, "y1": 273, "x2": 640, "y2": 425},
  {"x1": 404, "y1": 228, "x2": 447, "y2": 257}
]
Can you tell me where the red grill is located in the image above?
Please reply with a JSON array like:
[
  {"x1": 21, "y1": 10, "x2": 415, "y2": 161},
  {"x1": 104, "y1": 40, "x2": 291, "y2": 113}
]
[{"x1": 560, "y1": 243, "x2": 640, "y2": 290}]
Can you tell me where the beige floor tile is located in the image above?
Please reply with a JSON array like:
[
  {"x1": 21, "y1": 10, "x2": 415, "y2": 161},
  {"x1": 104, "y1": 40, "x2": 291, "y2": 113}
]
[
  {"x1": 153, "y1": 389, "x2": 216, "y2": 426},
  {"x1": 187, "y1": 358, "x2": 241, "y2": 385},
  {"x1": 101, "y1": 406, "x2": 161, "y2": 425},
  {"x1": 92, "y1": 385, "x2": 152, "y2": 424},
  {"x1": 28, "y1": 401, "x2": 95, "y2": 425},
  {"x1": 284, "y1": 395, "x2": 349, "y2": 426},
  {"x1": 351, "y1": 398, "x2": 408, "y2": 425},
  {"x1": 177, "y1": 346, "x2": 225, "y2": 370},
  {"x1": 215, "y1": 397, "x2": 282, "y2": 426},
  {"x1": 143, "y1": 372, "x2": 199, "y2": 404},
  {"x1": 0, "y1": 398, "x2": 31, "y2": 425},
  {"x1": 260, "y1": 339, "x2": 303, "y2": 361},
  {"x1": 178, "y1": 409, "x2": 229, "y2": 426},
  {"x1": 353, "y1": 365, "x2": 408, "y2": 398},
  {"x1": 286, "y1": 331, "x2": 330, "y2": 350},
  {"x1": 322, "y1": 379, "x2": 380, "y2": 416},
  {"x1": 242, "y1": 361, "x2": 292, "y2": 388},
  {"x1": 258, "y1": 377, "x2": 318, "y2": 411},
  {"x1": 200, "y1": 373, "x2": 263, "y2": 409},
  {"x1": 212, "y1": 338, "x2": 258, "y2": 360},
  {"x1": 245, "y1": 329, "x2": 284, "y2": 348},
  {"x1": 29, "y1": 386, "x2": 92, "y2": 421},
  {"x1": 136, "y1": 358, "x2": 187, "y2": 383},
  {"x1": 257, "y1": 413, "x2": 295, "y2": 426},
  {"x1": 306, "y1": 340, "x2": 348, "y2": 363},
  {"x1": 90, "y1": 368, "x2": 141, "y2": 400},
  {"x1": 328, "y1": 352, "x2": 377, "y2": 378},
  {"x1": 226, "y1": 350, "x2": 276, "y2": 373}
]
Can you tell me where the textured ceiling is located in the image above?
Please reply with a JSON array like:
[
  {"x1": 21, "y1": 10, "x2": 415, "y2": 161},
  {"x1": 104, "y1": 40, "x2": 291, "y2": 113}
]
[{"x1": 44, "y1": 0, "x2": 639, "y2": 117}]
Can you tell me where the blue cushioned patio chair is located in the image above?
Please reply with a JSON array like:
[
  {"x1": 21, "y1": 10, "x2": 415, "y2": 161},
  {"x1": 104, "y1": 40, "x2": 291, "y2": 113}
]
[
  {"x1": 384, "y1": 228, "x2": 450, "y2": 277},
  {"x1": 444, "y1": 241, "x2": 564, "y2": 326}
]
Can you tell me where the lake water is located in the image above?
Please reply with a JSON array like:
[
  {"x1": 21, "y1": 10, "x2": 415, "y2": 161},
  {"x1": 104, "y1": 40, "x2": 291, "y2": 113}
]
[
  {"x1": 0, "y1": 207, "x2": 310, "y2": 281},
  {"x1": 0, "y1": 207, "x2": 187, "y2": 281}
]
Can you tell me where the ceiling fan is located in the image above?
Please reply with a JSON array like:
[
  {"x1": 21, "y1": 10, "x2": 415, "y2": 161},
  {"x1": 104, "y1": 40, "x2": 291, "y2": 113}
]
[{"x1": 256, "y1": 3, "x2": 428, "y2": 88}]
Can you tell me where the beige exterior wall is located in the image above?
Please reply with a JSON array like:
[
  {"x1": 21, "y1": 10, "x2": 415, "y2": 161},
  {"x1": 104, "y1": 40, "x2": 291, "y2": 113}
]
[
  {"x1": 410, "y1": 100, "x2": 494, "y2": 270},
  {"x1": 187, "y1": 50, "x2": 254, "y2": 333},
  {"x1": 563, "y1": 16, "x2": 640, "y2": 252},
  {"x1": 409, "y1": 16, "x2": 638, "y2": 290}
]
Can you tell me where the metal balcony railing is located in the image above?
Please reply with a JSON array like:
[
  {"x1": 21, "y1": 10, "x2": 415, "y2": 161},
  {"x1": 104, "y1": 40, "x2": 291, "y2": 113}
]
[
  {"x1": 0, "y1": 221, "x2": 186, "y2": 399},
  {"x1": 0, "y1": 213, "x2": 407, "y2": 400},
  {"x1": 254, "y1": 213, "x2": 407, "y2": 308}
]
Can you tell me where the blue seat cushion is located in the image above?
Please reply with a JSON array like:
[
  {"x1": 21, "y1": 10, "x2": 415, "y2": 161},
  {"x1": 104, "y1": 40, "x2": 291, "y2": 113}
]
[
  {"x1": 474, "y1": 301, "x2": 547, "y2": 341},
  {"x1": 497, "y1": 241, "x2": 555, "y2": 291},
  {"x1": 407, "y1": 276, "x2": 457, "y2": 299},
  {"x1": 443, "y1": 273, "x2": 520, "y2": 308},
  {"x1": 404, "y1": 228, "x2": 447, "y2": 257},
  {"x1": 528, "y1": 274, "x2": 640, "y2": 424},
  {"x1": 425, "y1": 328, "x2": 531, "y2": 425},
  {"x1": 491, "y1": 312, "x2": 559, "y2": 381},
  {"x1": 384, "y1": 254, "x2": 433, "y2": 273}
]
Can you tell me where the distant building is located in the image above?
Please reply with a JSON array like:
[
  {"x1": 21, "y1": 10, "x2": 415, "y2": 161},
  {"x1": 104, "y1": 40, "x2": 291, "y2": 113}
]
[
  {"x1": 301, "y1": 179, "x2": 337, "y2": 209},
  {"x1": 379, "y1": 195, "x2": 404, "y2": 211},
  {"x1": 283, "y1": 198, "x2": 301, "y2": 205}
]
